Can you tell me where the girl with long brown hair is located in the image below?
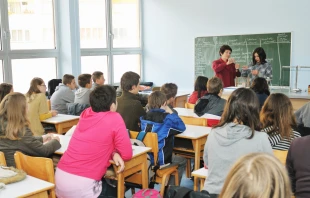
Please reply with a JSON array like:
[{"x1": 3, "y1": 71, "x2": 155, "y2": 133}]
[
  {"x1": 0, "y1": 92, "x2": 60, "y2": 167},
  {"x1": 260, "y1": 93, "x2": 301, "y2": 150},
  {"x1": 26, "y1": 77, "x2": 58, "y2": 135},
  {"x1": 202, "y1": 88, "x2": 272, "y2": 196},
  {"x1": 220, "y1": 153, "x2": 292, "y2": 198}
]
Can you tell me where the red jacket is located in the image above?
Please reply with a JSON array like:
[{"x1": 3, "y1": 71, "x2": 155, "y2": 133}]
[
  {"x1": 188, "y1": 90, "x2": 208, "y2": 104},
  {"x1": 212, "y1": 58, "x2": 241, "y2": 87},
  {"x1": 57, "y1": 108, "x2": 132, "y2": 180}
]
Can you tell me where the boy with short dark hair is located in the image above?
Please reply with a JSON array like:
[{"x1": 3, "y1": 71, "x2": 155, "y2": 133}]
[
  {"x1": 194, "y1": 77, "x2": 226, "y2": 116},
  {"x1": 116, "y1": 71, "x2": 146, "y2": 131},
  {"x1": 140, "y1": 91, "x2": 186, "y2": 185},
  {"x1": 51, "y1": 74, "x2": 76, "y2": 114},
  {"x1": 74, "y1": 74, "x2": 92, "y2": 105},
  {"x1": 91, "y1": 71, "x2": 105, "y2": 90},
  {"x1": 161, "y1": 83, "x2": 178, "y2": 114}
]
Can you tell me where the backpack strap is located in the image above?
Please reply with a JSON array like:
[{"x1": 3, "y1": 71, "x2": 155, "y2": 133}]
[{"x1": 137, "y1": 123, "x2": 153, "y2": 142}]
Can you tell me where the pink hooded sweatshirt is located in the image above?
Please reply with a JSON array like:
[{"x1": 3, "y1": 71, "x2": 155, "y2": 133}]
[{"x1": 57, "y1": 107, "x2": 133, "y2": 180}]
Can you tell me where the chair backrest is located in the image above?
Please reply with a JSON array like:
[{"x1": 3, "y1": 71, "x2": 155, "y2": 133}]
[
  {"x1": 180, "y1": 116, "x2": 206, "y2": 126},
  {"x1": 185, "y1": 102, "x2": 195, "y2": 109},
  {"x1": 0, "y1": 151, "x2": 7, "y2": 166},
  {"x1": 14, "y1": 151, "x2": 55, "y2": 198},
  {"x1": 47, "y1": 100, "x2": 51, "y2": 111},
  {"x1": 152, "y1": 87, "x2": 161, "y2": 92},
  {"x1": 130, "y1": 131, "x2": 159, "y2": 166},
  {"x1": 273, "y1": 150, "x2": 288, "y2": 165}
]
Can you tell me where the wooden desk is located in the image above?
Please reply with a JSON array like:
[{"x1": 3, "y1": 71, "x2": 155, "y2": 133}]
[
  {"x1": 41, "y1": 114, "x2": 79, "y2": 134},
  {"x1": 139, "y1": 91, "x2": 190, "y2": 108},
  {"x1": 54, "y1": 136, "x2": 151, "y2": 198},
  {"x1": 0, "y1": 175, "x2": 54, "y2": 198},
  {"x1": 174, "y1": 125, "x2": 211, "y2": 174},
  {"x1": 222, "y1": 87, "x2": 310, "y2": 111},
  {"x1": 174, "y1": 92, "x2": 190, "y2": 108},
  {"x1": 192, "y1": 168, "x2": 208, "y2": 191},
  {"x1": 111, "y1": 146, "x2": 151, "y2": 198},
  {"x1": 174, "y1": 107, "x2": 221, "y2": 120}
]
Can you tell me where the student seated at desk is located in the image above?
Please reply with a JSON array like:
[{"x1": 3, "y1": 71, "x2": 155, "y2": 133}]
[
  {"x1": 55, "y1": 85, "x2": 132, "y2": 198},
  {"x1": 220, "y1": 153, "x2": 292, "y2": 198},
  {"x1": 161, "y1": 83, "x2": 179, "y2": 114},
  {"x1": 140, "y1": 91, "x2": 186, "y2": 185},
  {"x1": 26, "y1": 78, "x2": 58, "y2": 136},
  {"x1": 74, "y1": 74, "x2": 92, "y2": 105},
  {"x1": 91, "y1": 71, "x2": 105, "y2": 90},
  {"x1": 0, "y1": 83, "x2": 13, "y2": 103},
  {"x1": 0, "y1": 93, "x2": 60, "y2": 167},
  {"x1": 202, "y1": 88, "x2": 272, "y2": 196},
  {"x1": 286, "y1": 135, "x2": 310, "y2": 197},
  {"x1": 194, "y1": 77, "x2": 226, "y2": 116},
  {"x1": 250, "y1": 77, "x2": 270, "y2": 109},
  {"x1": 260, "y1": 93, "x2": 301, "y2": 150},
  {"x1": 188, "y1": 76, "x2": 208, "y2": 104},
  {"x1": 295, "y1": 102, "x2": 310, "y2": 136},
  {"x1": 117, "y1": 71, "x2": 146, "y2": 131},
  {"x1": 50, "y1": 74, "x2": 76, "y2": 114}
]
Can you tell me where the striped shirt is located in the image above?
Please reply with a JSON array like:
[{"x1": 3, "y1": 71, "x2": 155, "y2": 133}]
[
  {"x1": 261, "y1": 126, "x2": 301, "y2": 150},
  {"x1": 241, "y1": 61, "x2": 272, "y2": 84}
]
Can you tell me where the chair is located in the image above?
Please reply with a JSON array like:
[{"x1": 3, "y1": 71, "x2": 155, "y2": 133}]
[
  {"x1": 185, "y1": 102, "x2": 195, "y2": 109},
  {"x1": 179, "y1": 116, "x2": 206, "y2": 126},
  {"x1": 152, "y1": 87, "x2": 161, "y2": 92},
  {"x1": 47, "y1": 100, "x2": 51, "y2": 111},
  {"x1": 14, "y1": 151, "x2": 56, "y2": 198},
  {"x1": 124, "y1": 131, "x2": 179, "y2": 196},
  {"x1": 273, "y1": 150, "x2": 288, "y2": 165},
  {"x1": 0, "y1": 151, "x2": 7, "y2": 166}
]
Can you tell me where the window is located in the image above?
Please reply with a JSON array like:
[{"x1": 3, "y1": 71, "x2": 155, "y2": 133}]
[
  {"x1": 8, "y1": 0, "x2": 55, "y2": 49},
  {"x1": 0, "y1": 60, "x2": 3, "y2": 83},
  {"x1": 79, "y1": 0, "x2": 107, "y2": 48},
  {"x1": 113, "y1": 54, "x2": 140, "y2": 83},
  {"x1": 12, "y1": 58, "x2": 57, "y2": 93},
  {"x1": 81, "y1": 56, "x2": 109, "y2": 82},
  {"x1": 112, "y1": 0, "x2": 140, "y2": 48}
]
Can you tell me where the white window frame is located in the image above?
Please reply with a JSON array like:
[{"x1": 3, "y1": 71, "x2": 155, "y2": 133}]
[
  {"x1": 79, "y1": 0, "x2": 144, "y2": 85},
  {"x1": 0, "y1": 0, "x2": 59, "y2": 83}
]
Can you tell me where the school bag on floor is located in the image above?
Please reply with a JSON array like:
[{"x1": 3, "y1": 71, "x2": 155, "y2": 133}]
[{"x1": 133, "y1": 189, "x2": 162, "y2": 198}]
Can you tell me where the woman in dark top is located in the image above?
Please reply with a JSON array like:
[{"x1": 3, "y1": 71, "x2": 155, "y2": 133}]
[{"x1": 250, "y1": 77, "x2": 270, "y2": 108}]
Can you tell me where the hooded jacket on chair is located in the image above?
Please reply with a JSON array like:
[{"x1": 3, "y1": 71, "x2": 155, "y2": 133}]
[{"x1": 140, "y1": 109, "x2": 186, "y2": 166}]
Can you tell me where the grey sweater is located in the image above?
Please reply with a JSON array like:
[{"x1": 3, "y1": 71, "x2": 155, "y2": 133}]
[
  {"x1": 295, "y1": 102, "x2": 310, "y2": 127},
  {"x1": 50, "y1": 83, "x2": 74, "y2": 114},
  {"x1": 203, "y1": 122, "x2": 273, "y2": 194},
  {"x1": 74, "y1": 87, "x2": 91, "y2": 105}
]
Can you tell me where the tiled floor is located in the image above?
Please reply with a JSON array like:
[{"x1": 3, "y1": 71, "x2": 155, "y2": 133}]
[{"x1": 124, "y1": 171, "x2": 194, "y2": 197}]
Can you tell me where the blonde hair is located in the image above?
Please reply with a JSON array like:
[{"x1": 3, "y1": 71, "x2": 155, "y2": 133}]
[
  {"x1": 220, "y1": 153, "x2": 291, "y2": 198},
  {"x1": 0, "y1": 92, "x2": 29, "y2": 140}
]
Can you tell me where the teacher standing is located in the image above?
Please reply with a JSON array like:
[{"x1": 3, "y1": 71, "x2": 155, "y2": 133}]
[
  {"x1": 241, "y1": 47, "x2": 272, "y2": 84},
  {"x1": 212, "y1": 45, "x2": 241, "y2": 88}
]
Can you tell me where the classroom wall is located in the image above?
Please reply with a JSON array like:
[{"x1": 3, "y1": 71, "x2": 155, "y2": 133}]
[{"x1": 143, "y1": 0, "x2": 310, "y2": 91}]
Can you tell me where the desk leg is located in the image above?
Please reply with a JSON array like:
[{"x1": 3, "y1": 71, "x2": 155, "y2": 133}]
[
  {"x1": 117, "y1": 172, "x2": 125, "y2": 198},
  {"x1": 141, "y1": 155, "x2": 149, "y2": 189},
  {"x1": 193, "y1": 176, "x2": 198, "y2": 191},
  {"x1": 200, "y1": 179, "x2": 205, "y2": 191},
  {"x1": 55, "y1": 124, "x2": 63, "y2": 134},
  {"x1": 194, "y1": 139, "x2": 200, "y2": 171}
]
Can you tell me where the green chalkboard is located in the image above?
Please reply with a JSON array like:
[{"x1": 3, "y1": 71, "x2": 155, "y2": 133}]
[{"x1": 195, "y1": 32, "x2": 291, "y2": 86}]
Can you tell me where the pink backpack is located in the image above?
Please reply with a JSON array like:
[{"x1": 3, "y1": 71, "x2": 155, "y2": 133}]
[{"x1": 133, "y1": 189, "x2": 162, "y2": 198}]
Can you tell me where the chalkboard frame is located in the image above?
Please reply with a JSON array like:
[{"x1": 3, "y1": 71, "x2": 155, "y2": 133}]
[{"x1": 194, "y1": 32, "x2": 292, "y2": 86}]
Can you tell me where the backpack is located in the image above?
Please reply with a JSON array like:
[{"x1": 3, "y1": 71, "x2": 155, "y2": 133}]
[{"x1": 133, "y1": 189, "x2": 162, "y2": 198}]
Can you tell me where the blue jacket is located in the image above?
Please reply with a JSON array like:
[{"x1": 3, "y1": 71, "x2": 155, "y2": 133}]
[{"x1": 140, "y1": 109, "x2": 186, "y2": 166}]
